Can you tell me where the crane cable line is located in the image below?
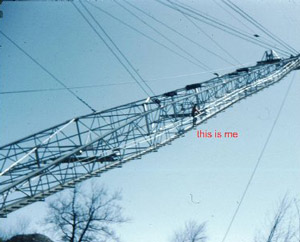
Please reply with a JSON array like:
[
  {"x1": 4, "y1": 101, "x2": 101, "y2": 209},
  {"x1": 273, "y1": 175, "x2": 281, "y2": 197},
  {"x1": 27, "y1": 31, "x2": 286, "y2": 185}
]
[
  {"x1": 72, "y1": 1, "x2": 155, "y2": 97},
  {"x1": 170, "y1": 0, "x2": 292, "y2": 57},
  {"x1": 158, "y1": 0, "x2": 291, "y2": 57},
  {"x1": 221, "y1": 72, "x2": 296, "y2": 242},
  {"x1": 176, "y1": 0, "x2": 259, "y2": 36},
  {"x1": 86, "y1": 1, "x2": 211, "y2": 70},
  {"x1": 0, "y1": 61, "x2": 256, "y2": 95},
  {"x1": 222, "y1": 0, "x2": 298, "y2": 54},
  {"x1": 121, "y1": 0, "x2": 235, "y2": 66},
  {"x1": 165, "y1": 0, "x2": 242, "y2": 66},
  {"x1": 211, "y1": 0, "x2": 281, "y2": 50},
  {"x1": 222, "y1": 0, "x2": 298, "y2": 55},
  {"x1": 0, "y1": 30, "x2": 97, "y2": 113},
  {"x1": 212, "y1": 0, "x2": 256, "y2": 34},
  {"x1": 0, "y1": 84, "x2": 134, "y2": 95},
  {"x1": 114, "y1": 0, "x2": 210, "y2": 71},
  {"x1": 78, "y1": 0, "x2": 156, "y2": 97},
  {"x1": 173, "y1": 0, "x2": 292, "y2": 56}
]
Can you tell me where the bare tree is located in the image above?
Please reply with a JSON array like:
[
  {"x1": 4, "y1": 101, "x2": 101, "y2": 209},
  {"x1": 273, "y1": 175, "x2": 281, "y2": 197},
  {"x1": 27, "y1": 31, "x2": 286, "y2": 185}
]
[
  {"x1": 171, "y1": 220, "x2": 207, "y2": 242},
  {"x1": 255, "y1": 195, "x2": 298, "y2": 242},
  {"x1": 45, "y1": 183, "x2": 127, "y2": 242},
  {"x1": 293, "y1": 199, "x2": 300, "y2": 242}
]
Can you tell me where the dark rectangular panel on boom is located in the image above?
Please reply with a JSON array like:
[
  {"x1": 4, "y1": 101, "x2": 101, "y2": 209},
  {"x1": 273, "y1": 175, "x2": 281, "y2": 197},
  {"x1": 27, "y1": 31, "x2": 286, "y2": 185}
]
[
  {"x1": 98, "y1": 154, "x2": 117, "y2": 162},
  {"x1": 257, "y1": 59, "x2": 281, "y2": 65},
  {"x1": 60, "y1": 156, "x2": 96, "y2": 163},
  {"x1": 163, "y1": 91, "x2": 177, "y2": 97},
  {"x1": 227, "y1": 72, "x2": 239, "y2": 76},
  {"x1": 185, "y1": 83, "x2": 202, "y2": 90},
  {"x1": 236, "y1": 67, "x2": 249, "y2": 72},
  {"x1": 60, "y1": 154, "x2": 117, "y2": 163}
]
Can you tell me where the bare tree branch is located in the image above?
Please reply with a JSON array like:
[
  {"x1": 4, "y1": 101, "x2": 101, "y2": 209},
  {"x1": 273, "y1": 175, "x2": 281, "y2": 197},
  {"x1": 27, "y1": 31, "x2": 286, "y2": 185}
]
[
  {"x1": 255, "y1": 194, "x2": 300, "y2": 242},
  {"x1": 45, "y1": 183, "x2": 127, "y2": 242},
  {"x1": 294, "y1": 199, "x2": 300, "y2": 242},
  {"x1": 171, "y1": 220, "x2": 207, "y2": 242}
]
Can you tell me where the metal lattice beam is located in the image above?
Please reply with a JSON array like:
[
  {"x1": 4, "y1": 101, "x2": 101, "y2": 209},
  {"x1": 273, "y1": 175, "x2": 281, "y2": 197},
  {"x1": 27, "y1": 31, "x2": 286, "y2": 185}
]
[{"x1": 1, "y1": 52, "x2": 299, "y2": 217}]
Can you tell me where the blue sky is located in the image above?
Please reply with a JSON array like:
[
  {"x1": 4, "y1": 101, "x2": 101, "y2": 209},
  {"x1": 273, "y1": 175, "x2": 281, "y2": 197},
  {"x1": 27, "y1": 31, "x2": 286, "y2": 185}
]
[{"x1": 1, "y1": 0, "x2": 300, "y2": 241}]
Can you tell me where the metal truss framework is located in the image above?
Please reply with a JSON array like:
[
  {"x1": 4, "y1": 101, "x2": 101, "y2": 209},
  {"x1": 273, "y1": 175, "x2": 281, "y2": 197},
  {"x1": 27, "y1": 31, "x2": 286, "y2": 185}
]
[{"x1": 1, "y1": 53, "x2": 299, "y2": 217}]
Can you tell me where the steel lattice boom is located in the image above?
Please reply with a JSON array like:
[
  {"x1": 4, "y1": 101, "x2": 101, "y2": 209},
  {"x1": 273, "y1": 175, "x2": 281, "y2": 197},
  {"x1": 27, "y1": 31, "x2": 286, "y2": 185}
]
[{"x1": 1, "y1": 51, "x2": 299, "y2": 217}]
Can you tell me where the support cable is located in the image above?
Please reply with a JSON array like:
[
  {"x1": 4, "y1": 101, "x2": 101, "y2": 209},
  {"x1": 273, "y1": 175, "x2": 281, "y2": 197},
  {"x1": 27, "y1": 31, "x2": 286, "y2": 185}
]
[
  {"x1": 158, "y1": 0, "x2": 291, "y2": 57},
  {"x1": 0, "y1": 61, "x2": 255, "y2": 95},
  {"x1": 166, "y1": 0, "x2": 241, "y2": 65},
  {"x1": 212, "y1": 0, "x2": 279, "y2": 49},
  {"x1": 0, "y1": 30, "x2": 96, "y2": 113},
  {"x1": 72, "y1": 1, "x2": 155, "y2": 97},
  {"x1": 222, "y1": 0, "x2": 298, "y2": 55},
  {"x1": 173, "y1": 0, "x2": 292, "y2": 56},
  {"x1": 85, "y1": 1, "x2": 208, "y2": 70},
  {"x1": 122, "y1": 0, "x2": 234, "y2": 66},
  {"x1": 114, "y1": 0, "x2": 210, "y2": 71},
  {"x1": 77, "y1": 0, "x2": 156, "y2": 96},
  {"x1": 212, "y1": 0, "x2": 255, "y2": 34},
  {"x1": 220, "y1": 72, "x2": 296, "y2": 242}
]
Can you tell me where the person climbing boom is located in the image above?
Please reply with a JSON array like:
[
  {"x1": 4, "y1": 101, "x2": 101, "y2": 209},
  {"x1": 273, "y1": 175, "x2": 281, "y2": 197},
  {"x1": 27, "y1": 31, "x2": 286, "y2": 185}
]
[{"x1": 191, "y1": 104, "x2": 201, "y2": 126}]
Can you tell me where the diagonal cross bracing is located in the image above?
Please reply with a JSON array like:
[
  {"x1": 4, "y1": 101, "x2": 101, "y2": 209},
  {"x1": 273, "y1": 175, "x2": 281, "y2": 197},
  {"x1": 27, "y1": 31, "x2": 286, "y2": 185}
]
[{"x1": 1, "y1": 54, "x2": 299, "y2": 217}]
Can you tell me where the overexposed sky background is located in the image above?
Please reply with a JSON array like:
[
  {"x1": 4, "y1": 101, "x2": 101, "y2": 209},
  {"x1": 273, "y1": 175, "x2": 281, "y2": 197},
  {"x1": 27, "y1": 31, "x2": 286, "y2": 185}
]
[{"x1": 1, "y1": 0, "x2": 300, "y2": 241}]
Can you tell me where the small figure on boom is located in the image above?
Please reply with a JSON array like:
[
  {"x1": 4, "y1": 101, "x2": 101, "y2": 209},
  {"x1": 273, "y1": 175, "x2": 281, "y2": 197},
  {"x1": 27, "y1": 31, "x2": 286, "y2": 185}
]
[{"x1": 191, "y1": 104, "x2": 201, "y2": 126}]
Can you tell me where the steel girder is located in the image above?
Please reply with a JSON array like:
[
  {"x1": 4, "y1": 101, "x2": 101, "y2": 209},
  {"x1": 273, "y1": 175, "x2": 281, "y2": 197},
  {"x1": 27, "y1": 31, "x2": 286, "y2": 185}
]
[{"x1": 1, "y1": 55, "x2": 299, "y2": 217}]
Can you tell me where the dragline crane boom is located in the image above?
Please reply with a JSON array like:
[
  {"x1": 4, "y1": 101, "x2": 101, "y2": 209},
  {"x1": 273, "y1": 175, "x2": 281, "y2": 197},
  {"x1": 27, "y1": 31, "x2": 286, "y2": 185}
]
[{"x1": 0, "y1": 51, "x2": 299, "y2": 217}]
